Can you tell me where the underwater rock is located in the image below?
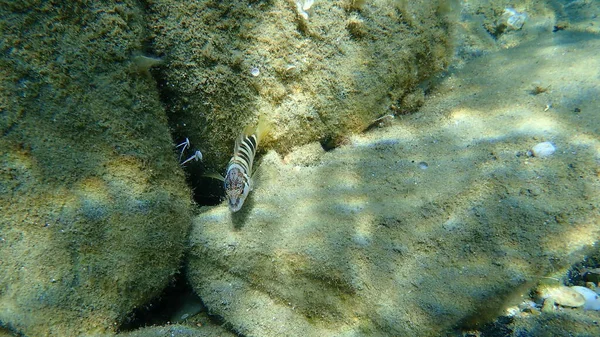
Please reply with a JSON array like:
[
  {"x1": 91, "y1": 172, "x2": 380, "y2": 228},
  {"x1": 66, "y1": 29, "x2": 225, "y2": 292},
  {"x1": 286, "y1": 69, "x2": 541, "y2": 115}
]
[
  {"x1": 0, "y1": 327, "x2": 16, "y2": 337},
  {"x1": 188, "y1": 132, "x2": 598, "y2": 335},
  {"x1": 186, "y1": 32, "x2": 600, "y2": 336},
  {"x1": 538, "y1": 286, "x2": 586, "y2": 308},
  {"x1": 187, "y1": 124, "x2": 598, "y2": 334},
  {"x1": 571, "y1": 286, "x2": 600, "y2": 311},
  {"x1": 146, "y1": 0, "x2": 456, "y2": 169},
  {"x1": 0, "y1": 1, "x2": 191, "y2": 336},
  {"x1": 531, "y1": 141, "x2": 556, "y2": 158},
  {"x1": 110, "y1": 324, "x2": 235, "y2": 337}
]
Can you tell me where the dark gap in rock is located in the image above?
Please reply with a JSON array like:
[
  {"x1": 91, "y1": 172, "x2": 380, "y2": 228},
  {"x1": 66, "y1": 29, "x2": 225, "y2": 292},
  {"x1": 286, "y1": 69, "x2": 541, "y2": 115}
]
[
  {"x1": 566, "y1": 250, "x2": 600, "y2": 286},
  {"x1": 118, "y1": 273, "x2": 199, "y2": 330},
  {"x1": 152, "y1": 74, "x2": 224, "y2": 207},
  {"x1": 319, "y1": 135, "x2": 339, "y2": 152},
  {"x1": 185, "y1": 162, "x2": 225, "y2": 206},
  {"x1": 117, "y1": 272, "x2": 230, "y2": 333}
]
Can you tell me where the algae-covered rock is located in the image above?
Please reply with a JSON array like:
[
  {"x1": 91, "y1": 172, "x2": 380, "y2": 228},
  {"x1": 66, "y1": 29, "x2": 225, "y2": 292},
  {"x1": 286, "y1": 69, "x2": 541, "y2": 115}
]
[
  {"x1": 146, "y1": 0, "x2": 457, "y2": 169},
  {"x1": 509, "y1": 310, "x2": 600, "y2": 337},
  {"x1": 186, "y1": 33, "x2": 600, "y2": 336},
  {"x1": 0, "y1": 1, "x2": 191, "y2": 336},
  {"x1": 454, "y1": 0, "x2": 557, "y2": 61},
  {"x1": 112, "y1": 323, "x2": 235, "y2": 337},
  {"x1": 0, "y1": 327, "x2": 17, "y2": 337}
]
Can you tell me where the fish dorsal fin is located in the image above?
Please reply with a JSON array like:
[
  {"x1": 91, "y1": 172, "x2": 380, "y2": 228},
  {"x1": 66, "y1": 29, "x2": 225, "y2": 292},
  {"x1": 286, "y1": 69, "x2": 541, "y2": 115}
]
[
  {"x1": 233, "y1": 116, "x2": 271, "y2": 154},
  {"x1": 233, "y1": 127, "x2": 247, "y2": 155},
  {"x1": 247, "y1": 117, "x2": 271, "y2": 174},
  {"x1": 254, "y1": 116, "x2": 271, "y2": 145}
]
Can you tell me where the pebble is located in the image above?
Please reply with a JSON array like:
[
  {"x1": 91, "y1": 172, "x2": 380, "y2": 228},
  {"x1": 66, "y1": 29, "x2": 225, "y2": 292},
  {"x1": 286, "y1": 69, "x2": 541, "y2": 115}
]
[
  {"x1": 541, "y1": 298, "x2": 556, "y2": 313},
  {"x1": 539, "y1": 285, "x2": 585, "y2": 308},
  {"x1": 571, "y1": 286, "x2": 600, "y2": 310},
  {"x1": 531, "y1": 141, "x2": 556, "y2": 158}
]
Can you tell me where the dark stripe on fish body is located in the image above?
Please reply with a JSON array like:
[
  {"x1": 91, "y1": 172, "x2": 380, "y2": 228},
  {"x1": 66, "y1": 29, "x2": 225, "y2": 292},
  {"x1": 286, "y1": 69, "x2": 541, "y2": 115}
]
[
  {"x1": 247, "y1": 135, "x2": 257, "y2": 153},
  {"x1": 237, "y1": 150, "x2": 251, "y2": 169},
  {"x1": 230, "y1": 159, "x2": 250, "y2": 175},
  {"x1": 241, "y1": 136, "x2": 257, "y2": 155},
  {"x1": 230, "y1": 134, "x2": 259, "y2": 174},
  {"x1": 240, "y1": 141, "x2": 254, "y2": 158}
]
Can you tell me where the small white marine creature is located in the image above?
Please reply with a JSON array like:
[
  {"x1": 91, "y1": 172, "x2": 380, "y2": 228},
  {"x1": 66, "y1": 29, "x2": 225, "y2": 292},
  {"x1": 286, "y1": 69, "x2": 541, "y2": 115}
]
[
  {"x1": 176, "y1": 138, "x2": 203, "y2": 166},
  {"x1": 296, "y1": 0, "x2": 314, "y2": 20},
  {"x1": 208, "y1": 118, "x2": 270, "y2": 212},
  {"x1": 181, "y1": 150, "x2": 203, "y2": 166},
  {"x1": 502, "y1": 7, "x2": 527, "y2": 30},
  {"x1": 176, "y1": 138, "x2": 191, "y2": 161}
]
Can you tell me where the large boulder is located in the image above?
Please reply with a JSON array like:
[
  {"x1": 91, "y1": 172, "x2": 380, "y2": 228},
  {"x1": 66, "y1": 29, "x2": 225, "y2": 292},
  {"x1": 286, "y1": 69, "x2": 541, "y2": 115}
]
[
  {"x1": 146, "y1": 0, "x2": 457, "y2": 169},
  {"x1": 0, "y1": 1, "x2": 191, "y2": 335},
  {"x1": 186, "y1": 32, "x2": 600, "y2": 336}
]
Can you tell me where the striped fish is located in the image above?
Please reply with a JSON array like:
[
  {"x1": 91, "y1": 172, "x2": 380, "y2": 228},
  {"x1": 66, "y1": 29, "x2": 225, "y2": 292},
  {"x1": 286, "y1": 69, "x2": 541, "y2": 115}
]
[{"x1": 222, "y1": 118, "x2": 270, "y2": 212}]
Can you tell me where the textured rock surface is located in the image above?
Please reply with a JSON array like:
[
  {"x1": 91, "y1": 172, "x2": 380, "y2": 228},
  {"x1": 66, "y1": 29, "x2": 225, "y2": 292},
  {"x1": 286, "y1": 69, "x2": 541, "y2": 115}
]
[
  {"x1": 455, "y1": 0, "x2": 554, "y2": 56},
  {"x1": 0, "y1": 1, "x2": 191, "y2": 336},
  {"x1": 112, "y1": 323, "x2": 235, "y2": 337},
  {"x1": 146, "y1": 0, "x2": 456, "y2": 169},
  {"x1": 0, "y1": 328, "x2": 16, "y2": 337},
  {"x1": 186, "y1": 32, "x2": 600, "y2": 336}
]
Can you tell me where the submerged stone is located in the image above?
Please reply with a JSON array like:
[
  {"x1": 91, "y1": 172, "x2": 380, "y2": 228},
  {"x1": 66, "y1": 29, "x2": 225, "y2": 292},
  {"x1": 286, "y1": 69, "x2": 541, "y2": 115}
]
[
  {"x1": 147, "y1": 0, "x2": 456, "y2": 169},
  {"x1": 532, "y1": 142, "x2": 556, "y2": 158},
  {"x1": 185, "y1": 32, "x2": 600, "y2": 335},
  {"x1": 0, "y1": 1, "x2": 191, "y2": 336},
  {"x1": 539, "y1": 286, "x2": 586, "y2": 308}
]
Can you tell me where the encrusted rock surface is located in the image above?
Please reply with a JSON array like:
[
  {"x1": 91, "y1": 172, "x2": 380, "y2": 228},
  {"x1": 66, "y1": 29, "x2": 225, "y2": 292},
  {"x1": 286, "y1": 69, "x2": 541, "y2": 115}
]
[
  {"x1": 0, "y1": 1, "x2": 191, "y2": 335},
  {"x1": 146, "y1": 0, "x2": 456, "y2": 169},
  {"x1": 186, "y1": 32, "x2": 600, "y2": 336}
]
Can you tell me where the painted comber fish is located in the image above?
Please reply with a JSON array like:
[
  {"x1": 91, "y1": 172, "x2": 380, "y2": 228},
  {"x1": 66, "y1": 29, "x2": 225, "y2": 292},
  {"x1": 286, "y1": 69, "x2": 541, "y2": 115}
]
[{"x1": 209, "y1": 118, "x2": 270, "y2": 212}]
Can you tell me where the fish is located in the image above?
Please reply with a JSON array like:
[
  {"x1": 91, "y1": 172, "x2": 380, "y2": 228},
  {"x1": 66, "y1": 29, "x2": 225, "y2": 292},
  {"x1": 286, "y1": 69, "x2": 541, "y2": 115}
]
[{"x1": 209, "y1": 118, "x2": 270, "y2": 212}]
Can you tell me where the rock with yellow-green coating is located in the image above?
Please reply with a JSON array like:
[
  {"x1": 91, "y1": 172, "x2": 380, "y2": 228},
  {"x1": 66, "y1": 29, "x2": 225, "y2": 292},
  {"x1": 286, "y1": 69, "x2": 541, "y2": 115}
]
[
  {"x1": 186, "y1": 33, "x2": 600, "y2": 335},
  {"x1": 146, "y1": 0, "x2": 457, "y2": 169},
  {"x1": 0, "y1": 1, "x2": 191, "y2": 336},
  {"x1": 109, "y1": 323, "x2": 235, "y2": 337},
  {"x1": 187, "y1": 130, "x2": 598, "y2": 335}
]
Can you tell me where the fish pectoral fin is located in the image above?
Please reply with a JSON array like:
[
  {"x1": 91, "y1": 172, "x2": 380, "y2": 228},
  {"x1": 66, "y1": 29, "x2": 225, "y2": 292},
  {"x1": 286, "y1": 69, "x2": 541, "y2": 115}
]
[{"x1": 203, "y1": 172, "x2": 225, "y2": 182}]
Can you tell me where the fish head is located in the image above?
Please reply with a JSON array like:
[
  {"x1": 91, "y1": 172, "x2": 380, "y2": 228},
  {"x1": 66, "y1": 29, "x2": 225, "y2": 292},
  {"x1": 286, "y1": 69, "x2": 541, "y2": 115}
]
[{"x1": 224, "y1": 165, "x2": 251, "y2": 212}]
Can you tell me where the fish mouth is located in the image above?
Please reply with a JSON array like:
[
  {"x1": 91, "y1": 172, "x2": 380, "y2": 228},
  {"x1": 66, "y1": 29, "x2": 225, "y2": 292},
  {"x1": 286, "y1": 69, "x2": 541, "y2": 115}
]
[
  {"x1": 227, "y1": 193, "x2": 244, "y2": 212},
  {"x1": 228, "y1": 201, "x2": 242, "y2": 212}
]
